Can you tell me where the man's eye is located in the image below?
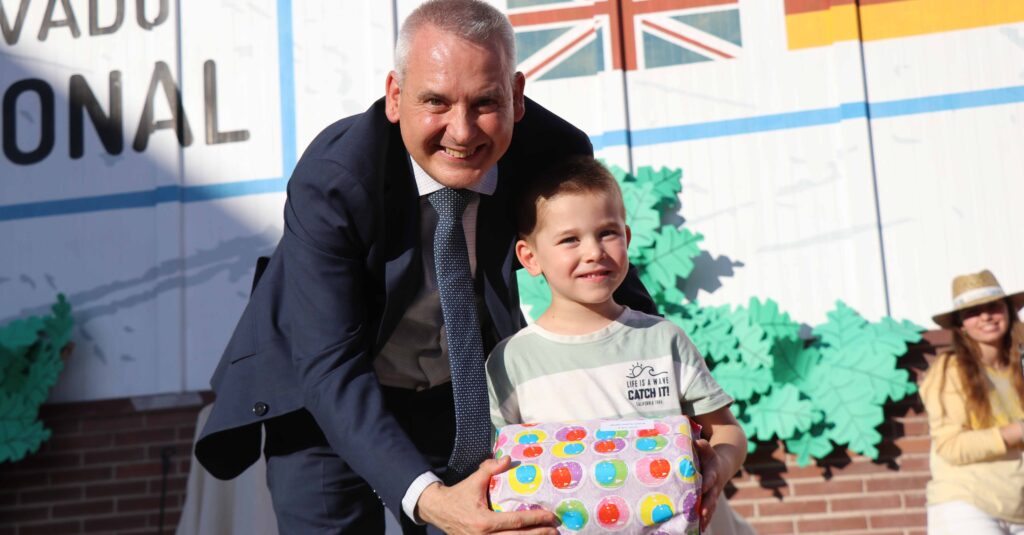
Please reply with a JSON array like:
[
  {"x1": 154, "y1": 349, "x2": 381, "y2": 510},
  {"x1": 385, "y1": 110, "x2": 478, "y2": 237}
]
[{"x1": 426, "y1": 98, "x2": 445, "y2": 107}]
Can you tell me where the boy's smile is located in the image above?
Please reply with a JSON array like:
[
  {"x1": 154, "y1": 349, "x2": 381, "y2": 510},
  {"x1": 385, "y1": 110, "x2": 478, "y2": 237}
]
[{"x1": 517, "y1": 191, "x2": 631, "y2": 318}]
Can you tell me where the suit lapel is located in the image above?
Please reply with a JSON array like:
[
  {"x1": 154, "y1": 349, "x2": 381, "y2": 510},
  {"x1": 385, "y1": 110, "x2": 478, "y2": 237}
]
[
  {"x1": 377, "y1": 123, "x2": 422, "y2": 351},
  {"x1": 477, "y1": 162, "x2": 523, "y2": 341}
]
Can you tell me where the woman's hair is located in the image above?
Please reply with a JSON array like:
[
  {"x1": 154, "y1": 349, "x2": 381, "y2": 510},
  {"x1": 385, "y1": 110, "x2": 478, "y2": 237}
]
[{"x1": 942, "y1": 302, "x2": 1024, "y2": 427}]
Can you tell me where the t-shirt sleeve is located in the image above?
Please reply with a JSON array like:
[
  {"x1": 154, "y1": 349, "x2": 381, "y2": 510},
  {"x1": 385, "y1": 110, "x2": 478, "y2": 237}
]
[
  {"x1": 486, "y1": 340, "x2": 520, "y2": 430},
  {"x1": 673, "y1": 328, "x2": 734, "y2": 416}
]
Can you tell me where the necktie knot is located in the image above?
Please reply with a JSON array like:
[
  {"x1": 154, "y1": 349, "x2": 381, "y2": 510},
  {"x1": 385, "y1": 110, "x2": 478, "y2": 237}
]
[{"x1": 428, "y1": 188, "x2": 472, "y2": 221}]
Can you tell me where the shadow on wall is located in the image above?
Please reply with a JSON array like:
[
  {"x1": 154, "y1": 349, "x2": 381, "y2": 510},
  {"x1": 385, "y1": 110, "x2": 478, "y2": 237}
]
[{"x1": 0, "y1": 47, "x2": 276, "y2": 371}]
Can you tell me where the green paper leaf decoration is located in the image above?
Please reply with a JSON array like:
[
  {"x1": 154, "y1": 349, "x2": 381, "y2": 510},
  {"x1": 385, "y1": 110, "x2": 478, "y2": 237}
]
[
  {"x1": 710, "y1": 361, "x2": 772, "y2": 401},
  {"x1": 516, "y1": 270, "x2": 551, "y2": 321},
  {"x1": 742, "y1": 298, "x2": 800, "y2": 341},
  {"x1": 634, "y1": 166, "x2": 683, "y2": 202},
  {"x1": 640, "y1": 226, "x2": 704, "y2": 292},
  {"x1": 771, "y1": 337, "x2": 820, "y2": 389},
  {"x1": 0, "y1": 295, "x2": 73, "y2": 464},
  {"x1": 620, "y1": 181, "x2": 662, "y2": 249},
  {"x1": 730, "y1": 310, "x2": 772, "y2": 369},
  {"x1": 746, "y1": 384, "x2": 819, "y2": 441},
  {"x1": 516, "y1": 164, "x2": 925, "y2": 466},
  {"x1": 785, "y1": 422, "x2": 833, "y2": 467}
]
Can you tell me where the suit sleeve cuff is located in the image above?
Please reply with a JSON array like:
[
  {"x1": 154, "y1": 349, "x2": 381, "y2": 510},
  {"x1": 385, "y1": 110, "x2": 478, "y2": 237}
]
[{"x1": 402, "y1": 471, "x2": 443, "y2": 525}]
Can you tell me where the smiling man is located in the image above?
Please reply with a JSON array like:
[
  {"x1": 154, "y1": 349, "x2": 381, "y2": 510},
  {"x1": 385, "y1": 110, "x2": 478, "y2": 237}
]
[{"x1": 195, "y1": 1, "x2": 655, "y2": 533}]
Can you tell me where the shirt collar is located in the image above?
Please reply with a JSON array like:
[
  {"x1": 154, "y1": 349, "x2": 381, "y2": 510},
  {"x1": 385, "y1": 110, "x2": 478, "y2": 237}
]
[{"x1": 409, "y1": 156, "x2": 498, "y2": 197}]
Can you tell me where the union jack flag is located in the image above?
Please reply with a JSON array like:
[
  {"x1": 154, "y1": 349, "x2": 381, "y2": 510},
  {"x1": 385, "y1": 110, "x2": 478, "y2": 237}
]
[{"x1": 508, "y1": 0, "x2": 743, "y2": 81}]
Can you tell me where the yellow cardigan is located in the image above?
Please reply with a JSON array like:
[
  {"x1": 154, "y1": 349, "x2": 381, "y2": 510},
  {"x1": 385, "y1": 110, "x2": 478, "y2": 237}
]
[{"x1": 920, "y1": 353, "x2": 1024, "y2": 522}]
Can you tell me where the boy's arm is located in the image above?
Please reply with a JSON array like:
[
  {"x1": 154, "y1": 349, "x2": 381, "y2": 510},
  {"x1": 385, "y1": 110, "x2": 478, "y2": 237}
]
[{"x1": 692, "y1": 406, "x2": 747, "y2": 532}]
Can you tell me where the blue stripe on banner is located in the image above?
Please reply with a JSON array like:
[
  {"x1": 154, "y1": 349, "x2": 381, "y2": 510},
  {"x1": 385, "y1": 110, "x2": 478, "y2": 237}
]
[
  {"x1": 277, "y1": 0, "x2": 297, "y2": 175},
  {"x1": 2, "y1": 83, "x2": 1022, "y2": 221},
  {"x1": 592, "y1": 84, "x2": 1024, "y2": 150}
]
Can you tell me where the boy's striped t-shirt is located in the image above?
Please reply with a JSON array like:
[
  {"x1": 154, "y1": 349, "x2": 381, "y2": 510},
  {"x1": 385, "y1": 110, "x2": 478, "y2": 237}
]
[{"x1": 486, "y1": 307, "x2": 733, "y2": 428}]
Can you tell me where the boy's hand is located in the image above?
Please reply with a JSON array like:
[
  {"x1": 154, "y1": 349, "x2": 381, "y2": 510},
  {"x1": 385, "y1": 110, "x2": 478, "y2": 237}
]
[
  {"x1": 416, "y1": 456, "x2": 560, "y2": 535},
  {"x1": 695, "y1": 438, "x2": 725, "y2": 532}
]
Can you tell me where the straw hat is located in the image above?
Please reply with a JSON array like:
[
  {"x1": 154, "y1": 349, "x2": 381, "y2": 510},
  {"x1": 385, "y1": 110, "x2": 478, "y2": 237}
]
[{"x1": 932, "y1": 270, "x2": 1024, "y2": 328}]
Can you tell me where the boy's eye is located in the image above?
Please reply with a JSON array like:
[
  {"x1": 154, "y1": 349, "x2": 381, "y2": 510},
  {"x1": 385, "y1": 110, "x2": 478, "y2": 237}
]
[
  {"x1": 600, "y1": 229, "x2": 619, "y2": 238},
  {"x1": 558, "y1": 236, "x2": 578, "y2": 245}
]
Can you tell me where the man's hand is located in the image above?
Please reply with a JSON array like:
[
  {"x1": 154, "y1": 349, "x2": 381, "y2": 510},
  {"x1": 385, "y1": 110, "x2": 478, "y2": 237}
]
[
  {"x1": 694, "y1": 438, "x2": 725, "y2": 532},
  {"x1": 416, "y1": 456, "x2": 560, "y2": 534}
]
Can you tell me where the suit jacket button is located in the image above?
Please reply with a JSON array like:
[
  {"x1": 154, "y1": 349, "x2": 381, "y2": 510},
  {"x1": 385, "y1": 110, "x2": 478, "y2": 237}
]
[{"x1": 252, "y1": 402, "x2": 269, "y2": 417}]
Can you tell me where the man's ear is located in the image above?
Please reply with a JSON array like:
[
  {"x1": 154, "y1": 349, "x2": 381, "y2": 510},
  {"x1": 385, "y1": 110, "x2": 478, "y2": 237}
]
[
  {"x1": 385, "y1": 71, "x2": 401, "y2": 124},
  {"x1": 515, "y1": 239, "x2": 543, "y2": 277},
  {"x1": 512, "y1": 72, "x2": 526, "y2": 123}
]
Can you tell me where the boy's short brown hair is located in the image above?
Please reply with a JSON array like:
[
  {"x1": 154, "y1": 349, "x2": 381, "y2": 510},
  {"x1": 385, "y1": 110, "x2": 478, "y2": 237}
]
[{"x1": 515, "y1": 155, "x2": 625, "y2": 238}]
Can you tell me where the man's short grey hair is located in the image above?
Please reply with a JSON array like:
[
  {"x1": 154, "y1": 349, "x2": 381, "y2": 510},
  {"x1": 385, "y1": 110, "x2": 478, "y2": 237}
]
[{"x1": 394, "y1": 0, "x2": 517, "y2": 85}]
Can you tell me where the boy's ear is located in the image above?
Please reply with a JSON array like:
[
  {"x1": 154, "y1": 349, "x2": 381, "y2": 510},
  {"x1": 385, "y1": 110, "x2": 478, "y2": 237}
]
[
  {"x1": 625, "y1": 224, "x2": 632, "y2": 247},
  {"x1": 515, "y1": 239, "x2": 543, "y2": 277}
]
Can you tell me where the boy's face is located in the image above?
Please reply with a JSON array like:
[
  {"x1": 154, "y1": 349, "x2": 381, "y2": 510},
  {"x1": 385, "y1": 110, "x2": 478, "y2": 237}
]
[{"x1": 516, "y1": 190, "x2": 631, "y2": 310}]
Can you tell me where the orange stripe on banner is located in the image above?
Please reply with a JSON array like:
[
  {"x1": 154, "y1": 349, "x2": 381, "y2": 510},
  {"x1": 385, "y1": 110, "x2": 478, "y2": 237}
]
[
  {"x1": 784, "y1": 0, "x2": 854, "y2": 16},
  {"x1": 524, "y1": 26, "x2": 598, "y2": 79},
  {"x1": 507, "y1": 5, "x2": 604, "y2": 27},
  {"x1": 786, "y1": 0, "x2": 1024, "y2": 49},
  {"x1": 640, "y1": 19, "x2": 733, "y2": 59}
]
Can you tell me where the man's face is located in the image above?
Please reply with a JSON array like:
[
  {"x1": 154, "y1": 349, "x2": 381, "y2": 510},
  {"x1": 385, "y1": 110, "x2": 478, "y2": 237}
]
[{"x1": 385, "y1": 25, "x2": 525, "y2": 189}]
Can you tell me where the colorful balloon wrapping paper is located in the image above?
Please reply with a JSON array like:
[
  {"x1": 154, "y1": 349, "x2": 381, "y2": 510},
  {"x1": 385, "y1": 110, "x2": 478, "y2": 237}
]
[{"x1": 490, "y1": 416, "x2": 702, "y2": 534}]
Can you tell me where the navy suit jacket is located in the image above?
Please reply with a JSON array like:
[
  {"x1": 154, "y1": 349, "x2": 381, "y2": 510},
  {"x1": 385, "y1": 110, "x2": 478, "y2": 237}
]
[{"x1": 195, "y1": 97, "x2": 656, "y2": 516}]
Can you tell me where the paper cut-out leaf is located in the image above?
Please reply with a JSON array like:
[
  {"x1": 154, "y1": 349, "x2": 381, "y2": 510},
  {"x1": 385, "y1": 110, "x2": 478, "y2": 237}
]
[
  {"x1": 516, "y1": 270, "x2": 551, "y2": 321},
  {"x1": 746, "y1": 384, "x2": 819, "y2": 441},
  {"x1": 786, "y1": 422, "x2": 833, "y2": 467},
  {"x1": 621, "y1": 181, "x2": 662, "y2": 249},
  {"x1": 742, "y1": 298, "x2": 800, "y2": 342},
  {"x1": 641, "y1": 226, "x2": 703, "y2": 292},
  {"x1": 710, "y1": 361, "x2": 771, "y2": 401},
  {"x1": 771, "y1": 338, "x2": 820, "y2": 388},
  {"x1": 730, "y1": 311, "x2": 772, "y2": 369},
  {"x1": 634, "y1": 166, "x2": 683, "y2": 201}
]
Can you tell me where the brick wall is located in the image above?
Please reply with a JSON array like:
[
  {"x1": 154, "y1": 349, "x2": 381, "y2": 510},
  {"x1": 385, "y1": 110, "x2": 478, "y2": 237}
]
[
  {"x1": 0, "y1": 394, "x2": 212, "y2": 535},
  {"x1": 0, "y1": 334, "x2": 946, "y2": 534}
]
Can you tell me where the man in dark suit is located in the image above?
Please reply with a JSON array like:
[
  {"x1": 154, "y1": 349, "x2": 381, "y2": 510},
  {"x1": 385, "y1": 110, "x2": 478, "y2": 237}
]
[{"x1": 195, "y1": 1, "x2": 656, "y2": 533}]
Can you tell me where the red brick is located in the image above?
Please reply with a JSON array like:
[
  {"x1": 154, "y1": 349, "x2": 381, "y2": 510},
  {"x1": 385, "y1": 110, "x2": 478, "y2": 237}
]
[
  {"x1": 792, "y1": 479, "x2": 863, "y2": 496},
  {"x1": 0, "y1": 492, "x2": 16, "y2": 507},
  {"x1": 5, "y1": 453, "x2": 81, "y2": 473},
  {"x1": 759, "y1": 499, "x2": 827, "y2": 516},
  {"x1": 0, "y1": 471, "x2": 47, "y2": 489},
  {"x1": 870, "y1": 511, "x2": 927, "y2": 529},
  {"x1": 897, "y1": 456, "x2": 930, "y2": 471},
  {"x1": 0, "y1": 505, "x2": 48, "y2": 523},
  {"x1": 798, "y1": 515, "x2": 867, "y2": 533},
  {"x1": 47, "y1": 417, "x2": 81, "y2": 435},
  {"x1": 16, "y1": 520, "x2": 82, "y2": 535},
  {"x1": 82, "y1": 514, "x2": 148, "y2": 532},
  {"x1": 50, "y1": 467, "x2": 112, "y2": 486},
  {"x1": 728, "y1": 483, "x2": 791, "y2": 501},
  {"x1": 149, "y1": 509, "x2": 181, "y2": 527},
  {"x1": 52, "y1": 500, "x2": 114, "y2": 518},
  {"x1": 830, "y1": 494, "x2": 899, "y2": 512},
  {"x1": 904, "y1": 492, "x2": 927, "y2": 508},
  {"x1": 893, "y1": 436, "x2": 932, "y2": 454},
  {"x1": 779, "y1": 464, "x2": 824, "y2": 479},
  {"x1": 46, "y1": 434, "x2": 113, "y2": 452},
  {"x1": 117, "y1": 495, "x2": 169, "y2": 512},
  {"x1": 144, "y1": 411, "x2": 197, "y2": 427},
  {"x1": 115, "y1": 462, "x2": 164, "y2": 479},
  {"x1": 747, "y1": 519, "x2": 795, "y2": 534},
  {"x1": 20, "y1": 486, "x2": 83, "y2": 504},
  {"x1": 149, "y1": 476, "x2": 186, "y2": 494},
  {"x1": 865, "y1": 475, "x2": 930, "y2": 492},
  {"x1": 83, "y1": 447, "x2": 145, "y2": 465},
  {"x1": 732, "y1": 503, "x2": 754, "y2": 517},
  {"x1": 80, "y1": 414, "x2": 144, "y2": 433},
  {"x1": 84, "y1": 480, "x2": 147, "y2": 499},
  {"x1": 113, "y1": 428, "x2": 177, "y2": 447},
  {"x1": 830, "y1": 459, "x2": 897, "y2": 477},
  {"x1": 178, "y1": 426, "x2": 197, "y2": 440},
  {"x1": 900, "y1": 418, "x2": 929, "y2": 436}
]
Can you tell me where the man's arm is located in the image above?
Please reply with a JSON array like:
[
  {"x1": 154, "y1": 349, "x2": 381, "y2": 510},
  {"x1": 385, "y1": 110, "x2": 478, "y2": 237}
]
[{"x1": 280, "y1": 157, "x2": 432, "y2": 515}]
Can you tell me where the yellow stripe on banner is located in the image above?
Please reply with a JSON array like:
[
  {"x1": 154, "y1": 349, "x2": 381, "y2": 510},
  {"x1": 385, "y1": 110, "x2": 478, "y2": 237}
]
[
  {"x1": 859, "y1": 0, "x2": 1024, "y2": 41},
  {"x1": 786, "y1": 0, "x2": 1024, "y2": 50},
  {"x1": 786, "y1": 3, "x2": 860, "y2": 50}
]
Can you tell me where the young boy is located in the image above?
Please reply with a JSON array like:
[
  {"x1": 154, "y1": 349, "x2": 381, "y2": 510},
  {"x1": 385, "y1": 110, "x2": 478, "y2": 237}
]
[{"x1": 486, "y1": 155, "x2": 748, "y2": 532}]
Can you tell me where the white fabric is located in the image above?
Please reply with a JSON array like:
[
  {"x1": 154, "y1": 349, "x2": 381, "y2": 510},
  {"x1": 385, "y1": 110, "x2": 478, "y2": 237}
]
[
  {"x1": 177, "y1": 404, "x2": 278, "y2": 535},
  {"x1": 928, "y1": 500, "x2": 1024, "y2": 535},
  {"x1": 401, "y1": 471, "x2": 443, "y2": 525},
  {"x1": 953, "y1": 286, "x2": 1005, "y2": 307}
]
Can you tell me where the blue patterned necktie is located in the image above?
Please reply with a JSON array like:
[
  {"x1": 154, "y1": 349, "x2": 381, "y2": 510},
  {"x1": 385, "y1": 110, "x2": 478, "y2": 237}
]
[{"x1": 428, "y1": 188, "x2": 490, "y2": 478}]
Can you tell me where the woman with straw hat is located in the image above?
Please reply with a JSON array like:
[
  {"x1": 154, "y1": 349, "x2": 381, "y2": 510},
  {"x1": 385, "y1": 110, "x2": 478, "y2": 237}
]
[{"x1": 922, "y1": 270, "x2": 1024, "y2": 534}]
